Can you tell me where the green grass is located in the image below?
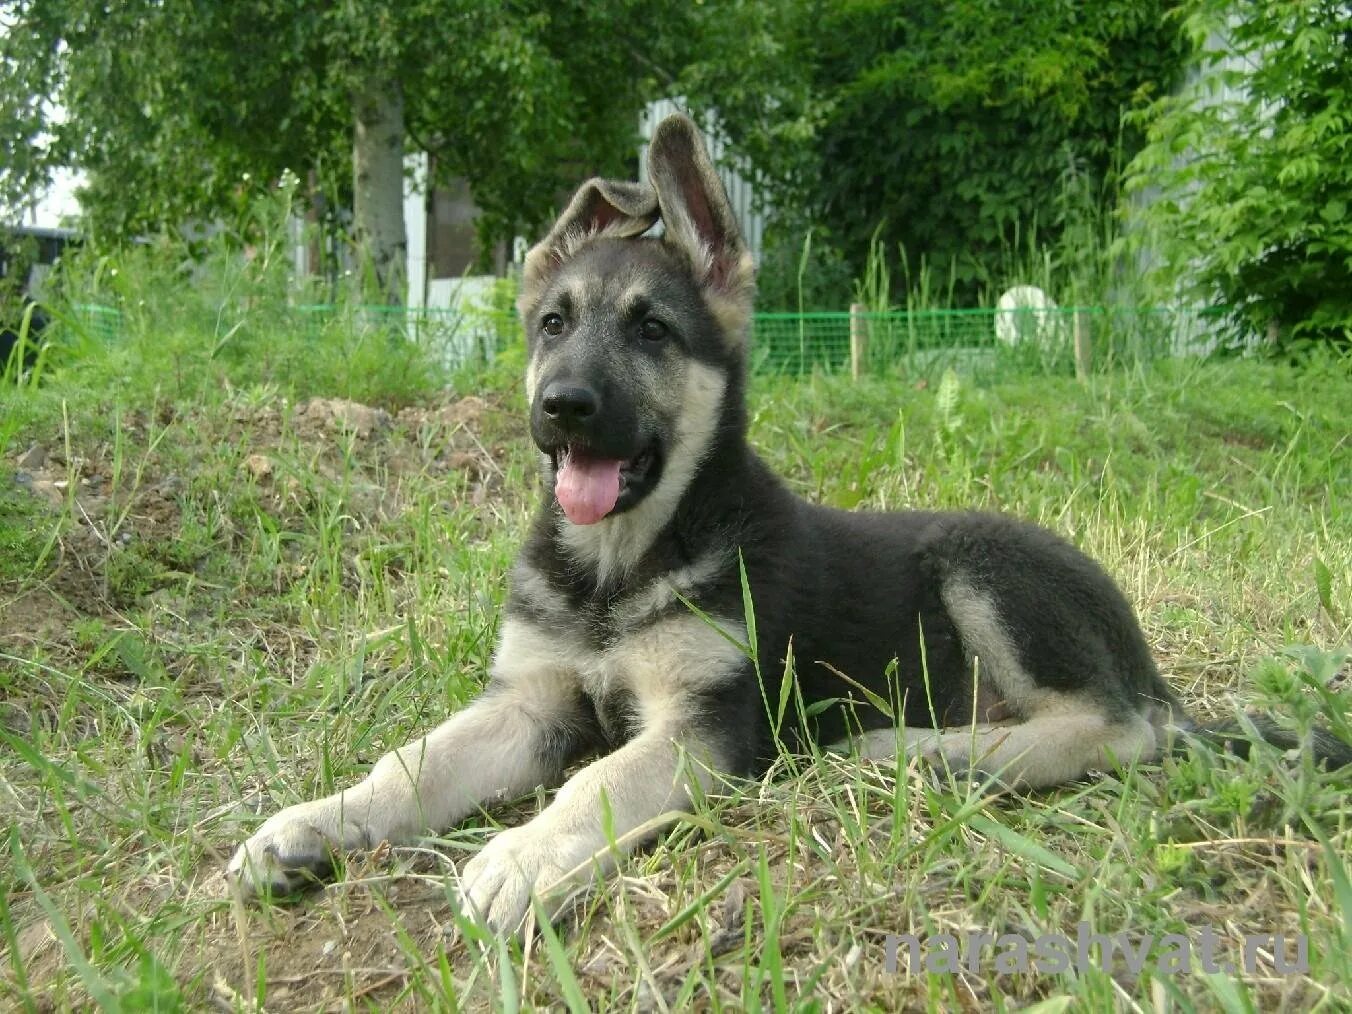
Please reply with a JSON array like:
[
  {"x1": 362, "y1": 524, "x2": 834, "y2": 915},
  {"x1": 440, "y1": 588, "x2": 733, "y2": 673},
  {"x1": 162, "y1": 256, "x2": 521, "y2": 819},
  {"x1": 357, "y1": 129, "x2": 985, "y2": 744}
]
[{"x1": 1, "y1": 276, "x2": 1350, "y2": 1011}]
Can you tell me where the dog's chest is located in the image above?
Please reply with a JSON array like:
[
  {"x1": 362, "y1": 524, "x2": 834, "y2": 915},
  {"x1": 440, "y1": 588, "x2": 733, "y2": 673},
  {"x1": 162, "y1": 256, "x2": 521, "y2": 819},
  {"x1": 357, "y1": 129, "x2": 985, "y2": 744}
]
[
  {"x1": 508, "y1": 552, "x2": 743, "y2": 743},
  {"x1": 546, "y1": 636, "x2": 648, "y2": 748},
  {"x1": 586, "y1": 676, "x2": 641, "y2": 747},
  {"x1": 547, "y1": 606, "x2": 742, "y2": 747}
]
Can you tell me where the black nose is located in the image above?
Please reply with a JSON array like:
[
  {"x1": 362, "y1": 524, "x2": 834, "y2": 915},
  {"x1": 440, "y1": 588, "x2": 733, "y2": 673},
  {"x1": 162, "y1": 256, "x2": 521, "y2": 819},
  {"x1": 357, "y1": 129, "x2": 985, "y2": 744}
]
[{"x1": 541, "y1": 382, "x2": 598, "y2": 424}]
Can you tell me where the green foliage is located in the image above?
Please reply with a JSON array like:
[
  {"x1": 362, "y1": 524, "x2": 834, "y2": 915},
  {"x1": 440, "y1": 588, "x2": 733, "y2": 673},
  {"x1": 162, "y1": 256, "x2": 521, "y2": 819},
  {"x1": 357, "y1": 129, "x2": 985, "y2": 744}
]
[
  {"x1": 684, "y1": 1, "x2": 1188, "y2": 303},
  {"x1": 754, "y1": 223, "x2": 856, "y2": 312},
  {"x1": 43, "y1": 180, "x2": 450, "y2": 407},
  {"x1": 0, "y1": 230, "x2": 39, "y2": 316},
  {"x1": 0, "y1": 474, "x2": 50, "y2": 581},
  {"x1": 2, "y1": 1, "x2": 322, "y2": 238},
  {"x1": 1123, "y1": 0, "x2": 1352, "y2": 345},
  {"x1": 0, "y1": 0, "x2": 701, "y2": 249}
]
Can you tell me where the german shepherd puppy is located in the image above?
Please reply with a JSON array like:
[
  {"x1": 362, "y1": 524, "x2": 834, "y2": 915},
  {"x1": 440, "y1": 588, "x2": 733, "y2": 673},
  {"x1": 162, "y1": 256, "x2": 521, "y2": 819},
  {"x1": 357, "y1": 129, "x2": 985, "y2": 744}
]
[{"x1": 229, "y1": 114, "x2": 1350, "y2": 932}]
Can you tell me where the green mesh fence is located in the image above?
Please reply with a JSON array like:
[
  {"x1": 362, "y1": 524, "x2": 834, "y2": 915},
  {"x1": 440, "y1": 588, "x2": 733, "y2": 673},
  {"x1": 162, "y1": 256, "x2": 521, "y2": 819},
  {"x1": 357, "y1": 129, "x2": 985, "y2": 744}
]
[
  {"x1": 750, "y1": 306, "x2": 1229, "y2": 379},
  {"x1": 291, "y1": 303, "x2": 510, "y2": 369},
  {"x1": 71, "y1": 303, "x2": 124, "y2": 343},
  {"x1": 62, "y1": 303, "x2": 1230, "y2": 378}
]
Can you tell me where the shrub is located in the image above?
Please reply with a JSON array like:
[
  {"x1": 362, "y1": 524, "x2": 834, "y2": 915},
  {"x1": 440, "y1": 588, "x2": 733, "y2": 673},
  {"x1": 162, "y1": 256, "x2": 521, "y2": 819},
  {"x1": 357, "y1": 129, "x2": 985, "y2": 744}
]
[{"x1": 1124, "y1": 0, "x2": 1352, "y2": 346}]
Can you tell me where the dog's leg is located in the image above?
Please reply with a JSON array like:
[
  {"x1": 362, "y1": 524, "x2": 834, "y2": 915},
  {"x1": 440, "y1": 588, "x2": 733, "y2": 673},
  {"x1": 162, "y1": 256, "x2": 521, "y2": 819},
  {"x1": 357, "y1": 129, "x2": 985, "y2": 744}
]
[
  {"x1": 842, "y1": 711, "x2": 1156, "y2": 786},
  {"x1": 837, "y1": 554, "x2": 1166, "y2": 787},
  {"x1": 837, "y1": 724, "x2": 1003, "y2": 761},
  {"x1": 228, "y1": 619, "x2": 590, "y2": 894},
  {"x1": 459, "y1": 613, "x2": 749, "y2": 932},
  {"x1": 918, "y1": 570, "x2": 1162, "y2": 786},
  {"x1": 846, "y1": 715, "x2": 1156, "y2": 787},
  {"x1": 920, "y1": 711, "x2": 1158, "y2": 786},
  {"x1": 458, "y1": 718, "x2": 720, "y2": 932}
]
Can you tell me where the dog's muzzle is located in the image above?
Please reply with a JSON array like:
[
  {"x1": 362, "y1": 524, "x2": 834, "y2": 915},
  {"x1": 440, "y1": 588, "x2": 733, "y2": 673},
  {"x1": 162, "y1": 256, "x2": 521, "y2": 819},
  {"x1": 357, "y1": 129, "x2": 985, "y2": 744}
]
[{"x1": 534, "y1": 381, "x2": 662, "y2": 525}]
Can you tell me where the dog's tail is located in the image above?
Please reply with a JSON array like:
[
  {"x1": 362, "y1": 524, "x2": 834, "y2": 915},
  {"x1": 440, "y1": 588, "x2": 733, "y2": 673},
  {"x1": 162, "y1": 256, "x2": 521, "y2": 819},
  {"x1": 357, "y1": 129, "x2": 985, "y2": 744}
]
[{"x1": 1173, "y1": 713, "x2": 1352, "y2": 770}]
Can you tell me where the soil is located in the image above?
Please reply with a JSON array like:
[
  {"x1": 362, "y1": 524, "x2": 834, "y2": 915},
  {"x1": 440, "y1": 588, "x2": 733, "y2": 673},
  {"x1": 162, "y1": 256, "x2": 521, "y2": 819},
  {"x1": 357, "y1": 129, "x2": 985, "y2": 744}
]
[{"x1": 1, "y1": 392, "x2": 515, "y2": 642}]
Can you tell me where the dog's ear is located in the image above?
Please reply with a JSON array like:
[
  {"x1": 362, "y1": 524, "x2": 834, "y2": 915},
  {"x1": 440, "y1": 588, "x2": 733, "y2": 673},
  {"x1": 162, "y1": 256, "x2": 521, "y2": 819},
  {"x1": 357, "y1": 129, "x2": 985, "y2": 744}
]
[
  {"x1": 518, "y1": 179, "x2": 659, "y2": 315},
  {"x1": 647, "y1": 114, "x2": 755, "y2": 340}
]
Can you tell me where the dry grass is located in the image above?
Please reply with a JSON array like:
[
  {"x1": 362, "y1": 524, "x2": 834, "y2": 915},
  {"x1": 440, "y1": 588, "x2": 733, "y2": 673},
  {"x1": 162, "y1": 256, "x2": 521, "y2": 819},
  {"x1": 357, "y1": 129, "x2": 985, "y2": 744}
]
[{"x1": 2, "y1": 339, "x2": 1351, "y2": 1011}]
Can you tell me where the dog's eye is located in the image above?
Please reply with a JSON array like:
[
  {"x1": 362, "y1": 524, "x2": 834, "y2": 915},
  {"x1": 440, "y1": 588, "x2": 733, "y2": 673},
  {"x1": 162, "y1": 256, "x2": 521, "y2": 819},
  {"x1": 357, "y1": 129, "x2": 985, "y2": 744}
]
[
  {"x1": 541, "y1": 313, "x2": 565, "y2": 337},
  {"x1": 640, "y1": 318, "x2": 668, "y2": 342}
]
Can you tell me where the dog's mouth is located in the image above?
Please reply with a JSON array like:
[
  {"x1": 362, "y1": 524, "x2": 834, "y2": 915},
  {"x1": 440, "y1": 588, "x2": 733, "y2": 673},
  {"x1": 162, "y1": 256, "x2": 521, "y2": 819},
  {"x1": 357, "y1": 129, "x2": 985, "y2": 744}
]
[{"x1": 551, "y1": 442, "x2": 662, "y2": 525}]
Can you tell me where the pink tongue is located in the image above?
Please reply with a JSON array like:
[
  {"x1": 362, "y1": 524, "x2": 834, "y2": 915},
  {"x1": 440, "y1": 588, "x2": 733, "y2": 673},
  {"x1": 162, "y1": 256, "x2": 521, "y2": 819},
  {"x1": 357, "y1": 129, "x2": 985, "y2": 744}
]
[{"x1": 555, "y1": 450, "x2": 623, "y2": 525}]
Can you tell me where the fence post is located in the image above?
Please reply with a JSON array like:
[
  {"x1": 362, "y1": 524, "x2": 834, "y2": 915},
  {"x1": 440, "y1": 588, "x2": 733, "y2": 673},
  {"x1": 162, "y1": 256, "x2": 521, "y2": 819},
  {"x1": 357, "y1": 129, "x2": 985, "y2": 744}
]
[
  {"x1": 1073, "y1": 309, "x2": 1092, "y2": 383},
  {"x1": 850, "y1": 303, "x2": 866, "y2": 381}
]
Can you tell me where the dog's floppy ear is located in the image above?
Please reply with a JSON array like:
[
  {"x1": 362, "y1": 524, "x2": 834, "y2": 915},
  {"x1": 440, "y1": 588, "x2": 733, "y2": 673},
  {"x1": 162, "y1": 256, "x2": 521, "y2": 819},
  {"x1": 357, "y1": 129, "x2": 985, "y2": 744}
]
[
  {"x1": 518, "y1": 179, "x2": 659, "y2": 315},
  {"x1": 647, "y1": 114, "x2": 755, "y2": 340}
]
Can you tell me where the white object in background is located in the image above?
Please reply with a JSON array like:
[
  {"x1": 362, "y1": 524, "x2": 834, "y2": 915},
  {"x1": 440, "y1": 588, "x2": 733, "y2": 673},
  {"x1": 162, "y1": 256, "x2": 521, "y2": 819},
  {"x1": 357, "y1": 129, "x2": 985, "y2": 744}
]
[{"x1": 995, "y1": 285, "x2": 1060, "y2": 346}]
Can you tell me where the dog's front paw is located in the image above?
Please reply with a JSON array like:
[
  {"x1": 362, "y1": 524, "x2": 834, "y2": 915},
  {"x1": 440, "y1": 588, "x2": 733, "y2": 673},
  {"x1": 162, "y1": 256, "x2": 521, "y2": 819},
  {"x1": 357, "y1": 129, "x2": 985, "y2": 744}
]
[
  {"x1": 227, "y1": 800, "x2": 363, "y2": 896},
  {"x1": 459, "y1": 826, "x2": 582, "y2": 933}
]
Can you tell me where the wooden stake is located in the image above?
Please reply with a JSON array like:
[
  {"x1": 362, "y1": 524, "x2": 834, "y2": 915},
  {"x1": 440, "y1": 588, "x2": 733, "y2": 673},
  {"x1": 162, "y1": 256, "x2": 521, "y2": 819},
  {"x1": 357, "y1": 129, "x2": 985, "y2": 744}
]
[
  {"x1": 850, "y1": 302, "x2": 866, "y2": 380},
  {"x1": 1073, "y1": 310, "x2": 1092, "y2": 383}
]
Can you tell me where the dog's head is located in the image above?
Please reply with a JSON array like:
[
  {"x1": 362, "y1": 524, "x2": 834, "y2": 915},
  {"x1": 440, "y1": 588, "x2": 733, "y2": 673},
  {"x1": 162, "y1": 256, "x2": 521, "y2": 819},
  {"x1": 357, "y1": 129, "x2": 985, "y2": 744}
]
[{"x1": 516, "y1": 115, "x2": 755, "y2": 527}]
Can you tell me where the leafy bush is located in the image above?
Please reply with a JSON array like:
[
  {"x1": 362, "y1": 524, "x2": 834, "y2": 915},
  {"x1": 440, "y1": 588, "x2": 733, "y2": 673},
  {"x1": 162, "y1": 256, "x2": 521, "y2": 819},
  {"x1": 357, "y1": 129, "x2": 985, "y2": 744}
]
[
  {"x1": 1124, "y1": 0, "x2": 1352, "y2": 345},
  {"x1": 754, "y1": 222, "x2": 856, "y2": 312},
  {"x1": 683, "y1": 1, "x2": 1188, "y2": 303}
]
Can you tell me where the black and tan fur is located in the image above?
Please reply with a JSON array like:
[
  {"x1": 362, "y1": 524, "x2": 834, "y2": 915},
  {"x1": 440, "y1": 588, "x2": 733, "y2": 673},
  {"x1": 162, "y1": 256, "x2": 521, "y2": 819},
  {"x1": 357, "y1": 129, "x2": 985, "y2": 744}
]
[{"x1": 229, "y1": 115, "x2": 1350, "y2": 932}]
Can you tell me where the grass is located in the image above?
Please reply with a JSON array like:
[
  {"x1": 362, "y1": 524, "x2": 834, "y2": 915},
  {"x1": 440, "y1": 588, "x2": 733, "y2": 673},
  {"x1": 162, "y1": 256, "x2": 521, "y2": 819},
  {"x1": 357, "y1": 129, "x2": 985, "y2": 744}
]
[{"x1": 1, "y1": 265, "x2": 1350, "y2": 1010}]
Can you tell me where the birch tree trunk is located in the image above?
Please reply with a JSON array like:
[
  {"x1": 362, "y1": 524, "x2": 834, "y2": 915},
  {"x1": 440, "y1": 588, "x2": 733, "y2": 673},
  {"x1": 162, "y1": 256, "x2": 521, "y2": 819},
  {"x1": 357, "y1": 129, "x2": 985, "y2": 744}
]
[{"x1": 352, "y1": 77, "x2": 407, "y2": 304}]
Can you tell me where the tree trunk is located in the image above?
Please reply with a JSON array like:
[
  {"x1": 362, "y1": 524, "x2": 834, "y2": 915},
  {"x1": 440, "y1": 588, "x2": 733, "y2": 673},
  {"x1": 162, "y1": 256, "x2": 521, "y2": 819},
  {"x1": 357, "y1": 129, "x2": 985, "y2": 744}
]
[{"x1": 352, "y1": 77, "x2": 407, "y2": 305}]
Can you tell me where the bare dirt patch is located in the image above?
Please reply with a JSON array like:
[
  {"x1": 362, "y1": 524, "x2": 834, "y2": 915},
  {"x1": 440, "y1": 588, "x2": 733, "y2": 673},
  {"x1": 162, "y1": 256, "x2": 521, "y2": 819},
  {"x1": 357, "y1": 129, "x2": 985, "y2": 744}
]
[{"x1": 1, "y1": 391, "x2": 517, "y2": 639}]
